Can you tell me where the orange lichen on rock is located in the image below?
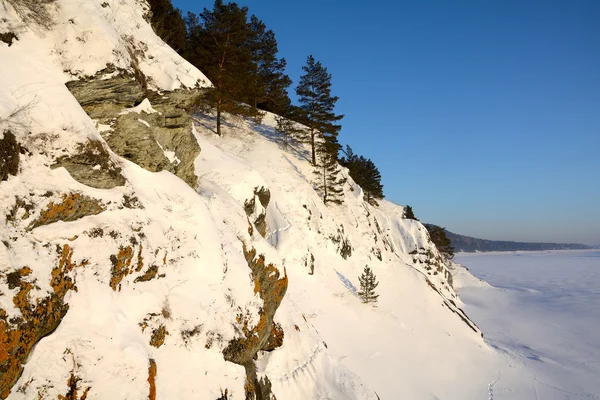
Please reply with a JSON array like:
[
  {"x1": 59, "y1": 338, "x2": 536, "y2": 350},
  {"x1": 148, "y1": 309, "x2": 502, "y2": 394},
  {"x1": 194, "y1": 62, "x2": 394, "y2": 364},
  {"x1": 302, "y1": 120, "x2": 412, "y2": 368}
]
[
  {"x1": 135, "y1": 243, "x2": 144, "y2": 272},
  {"x1": 244, "y1": 376, "x2": 255, "y2": 399},
  {"x1": 109, "y1": 245, "x2": 134, "y2": 291},
  {"x1": 148, "y1": 359, "x2": 157, "y2": 400},
  {"x1": 28, "y1": 193, "x2": 105, "y2": 230},
  {"x1": 134, "y1": 264, "x2": 159, "y2": 283},
  {"x1": 264, "y1": 322, "x2": 284, "y2": 351},
  {"x1": 52, "y1": 244, "x2": 80, "y2": 296},
  {"x1": 0, "y1": 245, "x2": 83, "y2": 399},
  {"x1": 5, "y1": 267, "x2": 32, "y2": 290},
  {"x1": 57, "y1": 373, "x2": 91, "y2": 400},
  {"x1": 223, "y1": 246, "x2": 288, "y2": 366},
  {"x1": 243, "y1": 247, "x2": 288, "y2": 302},
  {"x1": 150, "y1": 325, "x2": 168, "y2": 348}
]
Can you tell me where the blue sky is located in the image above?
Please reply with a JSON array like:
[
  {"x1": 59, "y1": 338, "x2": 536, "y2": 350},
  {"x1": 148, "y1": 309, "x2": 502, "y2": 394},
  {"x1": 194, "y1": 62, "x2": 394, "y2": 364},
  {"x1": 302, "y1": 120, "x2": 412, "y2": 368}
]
[{"x1": 173, "y1": 0, "x2": 600, "y2": 245}]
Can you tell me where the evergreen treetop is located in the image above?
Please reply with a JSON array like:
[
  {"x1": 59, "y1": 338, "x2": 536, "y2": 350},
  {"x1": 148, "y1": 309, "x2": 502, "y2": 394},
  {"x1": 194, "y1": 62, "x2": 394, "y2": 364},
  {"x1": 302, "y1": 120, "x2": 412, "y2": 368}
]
[
  {"x1": 296, "y1": 55, "x2": 344, "y2": 166},
  {"x1": 185, "y1": 1, "x2": 256, "y2": 135},
  {"x1": 249, "y1": 15, "x2": 292, "y2": 115},
  {"x1": 147, "y1": 0, "x2": 187, "y2": 54},
  {"x1": 184, "y1": 1, "x2": 291, "y2": 135}
]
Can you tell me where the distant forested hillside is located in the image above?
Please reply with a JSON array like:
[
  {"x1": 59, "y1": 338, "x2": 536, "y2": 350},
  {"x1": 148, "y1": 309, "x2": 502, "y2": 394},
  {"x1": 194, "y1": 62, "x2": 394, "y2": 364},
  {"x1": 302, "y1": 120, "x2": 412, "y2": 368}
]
[{"x1": 425, "y1": 225, "x2": 591, "y2": 252}]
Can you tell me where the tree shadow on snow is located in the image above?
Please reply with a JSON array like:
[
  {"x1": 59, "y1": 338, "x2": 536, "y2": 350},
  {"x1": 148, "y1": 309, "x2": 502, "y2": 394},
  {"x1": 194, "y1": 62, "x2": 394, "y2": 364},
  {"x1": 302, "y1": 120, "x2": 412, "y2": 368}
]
[
  {"x1": 335, "y1": 270, "x2": 358, "y2": 297},
  {"x1": 192, "y1": 112, "x2": 236, "y2": 135},
  {"x1": 251, "y1": 122, "x2": 311, "y2": 163}
]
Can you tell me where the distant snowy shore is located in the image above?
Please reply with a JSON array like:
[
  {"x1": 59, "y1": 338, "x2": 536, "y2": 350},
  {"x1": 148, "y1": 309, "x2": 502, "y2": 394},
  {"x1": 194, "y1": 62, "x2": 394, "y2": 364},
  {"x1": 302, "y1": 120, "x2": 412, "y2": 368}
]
[{"x1": 456, "y1": 248, "x2": 597, "y2": 256}]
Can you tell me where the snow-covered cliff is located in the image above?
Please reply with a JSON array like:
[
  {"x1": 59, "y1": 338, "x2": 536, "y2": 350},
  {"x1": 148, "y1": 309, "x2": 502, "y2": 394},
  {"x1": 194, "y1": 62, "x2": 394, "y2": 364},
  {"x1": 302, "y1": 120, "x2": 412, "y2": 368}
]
[{"x1": 1, "y1": 1, "x2": 519, "y2": 399}]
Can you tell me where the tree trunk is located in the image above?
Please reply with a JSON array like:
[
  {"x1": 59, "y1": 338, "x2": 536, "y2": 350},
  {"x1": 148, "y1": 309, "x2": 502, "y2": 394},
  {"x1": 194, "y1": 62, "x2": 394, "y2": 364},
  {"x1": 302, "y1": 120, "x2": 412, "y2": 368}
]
[
  {"x1": 216, "y1": 107, "x2": 222, "y2": 136},
  {"x1": 323, "y1": 161, "x2": 327, "y2": 203},
  {"x1": 311, "y1": 129, "x2": 316, "y2": 165}
]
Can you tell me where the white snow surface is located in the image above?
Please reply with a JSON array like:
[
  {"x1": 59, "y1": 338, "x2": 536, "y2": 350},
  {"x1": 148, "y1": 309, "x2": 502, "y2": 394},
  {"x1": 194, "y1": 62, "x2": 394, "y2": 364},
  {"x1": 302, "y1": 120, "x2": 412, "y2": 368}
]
[
  {"x1": 456, "y1": 251, "x2": 600, "y2": 399},
  {"x1": 0, "y1": 1, "x2": 543, "y2": 398},
  {"x1": 120, "y1": 99, "x2": 159, "y2": 115}
]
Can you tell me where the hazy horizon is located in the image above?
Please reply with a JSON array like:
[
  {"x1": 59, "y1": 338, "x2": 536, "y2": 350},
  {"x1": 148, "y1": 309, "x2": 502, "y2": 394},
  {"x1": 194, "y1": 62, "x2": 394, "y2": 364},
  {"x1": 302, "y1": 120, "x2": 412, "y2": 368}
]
[{"x1": 440, "y1": 222, "x2": 598, "y2": 246}]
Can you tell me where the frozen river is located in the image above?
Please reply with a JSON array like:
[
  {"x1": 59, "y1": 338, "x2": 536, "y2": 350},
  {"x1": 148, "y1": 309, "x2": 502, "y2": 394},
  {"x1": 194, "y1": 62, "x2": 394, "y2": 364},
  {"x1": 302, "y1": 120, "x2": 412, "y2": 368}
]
[{"x1": 455, "y1": 250, "x2": 600, "y2": 399}]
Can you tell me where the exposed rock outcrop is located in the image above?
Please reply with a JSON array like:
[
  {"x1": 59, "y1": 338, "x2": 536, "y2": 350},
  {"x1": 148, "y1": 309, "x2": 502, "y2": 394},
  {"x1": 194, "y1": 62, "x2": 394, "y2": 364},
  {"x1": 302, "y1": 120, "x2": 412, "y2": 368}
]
[
  {"x1": 223, "y1": 246, "x2": 287, "y2": 400},
  {"x1": 52, "y1": 140, "x2": 126, "y2": 189},
  {"x1": 57, "y1": 373, "x2": 91, "y2": 400},
  {"x1": 28, "y1": 193, "x2": 106, "y2": 231},
  {"x1": 0, "y1": 245, "x2": 83, "y2": 399},
  {"x1": 330, "y1": 225, "x2": 353, "y2": 260},
  {"x1": 109, "y1": 245, "x2": 134, "y2": 291},
  {"x1": 0, "y1": 131, "x2": 20, "y2": 181},
  {"x1": 66, "y1": 70, "x2": 203, "y2": 188},
  {"x1": 244, "y1": 187, "x2": 271, "y2": 238},
  {"x1": 66, "y1": 73, "x2": 145, "y2": 110},
  {"x1": 150, "y1": 325, "x2": 168, "y2": 348},
  {"x1": 147, "y1": 359, "x2": 157, "y2": 400}
]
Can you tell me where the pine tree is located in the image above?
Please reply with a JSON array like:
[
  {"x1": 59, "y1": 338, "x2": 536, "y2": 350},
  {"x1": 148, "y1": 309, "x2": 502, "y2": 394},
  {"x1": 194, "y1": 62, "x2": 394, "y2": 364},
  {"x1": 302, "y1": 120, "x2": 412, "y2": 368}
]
[
  {"x1": 358, "y1": 265, "x2": 379, "y2": 304},
  {"x1": 147, "y1": 0, "x2": 187, "y2": 54},
  {"x1": 295, "y1": 55, "x2": 343, "y2": 166},
  {"x1": 314, "y1": 132, "x2": 346, "y2": 204},
  {"x1": 404, "y1": 205, "x2": 418, "y2": 220},
  {"x1": 248, "y1": 16, "x2": 292, "y2": 115},
  {"x1": 275, "y1": 115, "x2": 302, "y2": 150},
  {"x1": 425, "y1": 225, "x2": 455, "y2": 260},
  {"x1": 340, "y1": 145, "x2": 384, "y2": 205},
  {"x1": 185, "y1": 1, "x2": 257, "y2": 136}
]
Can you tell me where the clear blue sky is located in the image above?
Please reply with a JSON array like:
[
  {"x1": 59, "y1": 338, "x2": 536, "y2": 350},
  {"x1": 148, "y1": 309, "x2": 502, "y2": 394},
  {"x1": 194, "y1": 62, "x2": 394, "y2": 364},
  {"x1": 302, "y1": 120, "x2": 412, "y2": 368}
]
[{"x1": 173, "y1": 0, "x2": 600, "y2": 245}]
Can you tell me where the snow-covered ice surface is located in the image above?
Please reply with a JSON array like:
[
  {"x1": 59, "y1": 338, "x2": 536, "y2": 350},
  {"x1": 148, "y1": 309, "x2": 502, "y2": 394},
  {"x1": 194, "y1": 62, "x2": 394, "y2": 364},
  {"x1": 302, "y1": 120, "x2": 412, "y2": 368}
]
[{"x1": 455, "y1": 251, "x2": 600, "y2": 399}]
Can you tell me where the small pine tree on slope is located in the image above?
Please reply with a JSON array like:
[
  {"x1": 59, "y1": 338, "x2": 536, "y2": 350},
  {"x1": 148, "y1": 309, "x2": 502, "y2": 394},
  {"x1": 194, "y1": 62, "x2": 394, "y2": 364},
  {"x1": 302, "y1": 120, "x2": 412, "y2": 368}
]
[{"x1": 358, "y1": 265, "x2": 379, "y2": 304}]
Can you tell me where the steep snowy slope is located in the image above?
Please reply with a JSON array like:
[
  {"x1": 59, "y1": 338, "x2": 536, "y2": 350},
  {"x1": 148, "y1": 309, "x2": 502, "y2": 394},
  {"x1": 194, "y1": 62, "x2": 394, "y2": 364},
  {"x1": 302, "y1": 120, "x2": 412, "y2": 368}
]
[
  {"x1": 1, "y1": 1, "x2": 530, "y2": 399},
  {"x1": 191, "y1": 113, "x2": 531, "y2": 399}
]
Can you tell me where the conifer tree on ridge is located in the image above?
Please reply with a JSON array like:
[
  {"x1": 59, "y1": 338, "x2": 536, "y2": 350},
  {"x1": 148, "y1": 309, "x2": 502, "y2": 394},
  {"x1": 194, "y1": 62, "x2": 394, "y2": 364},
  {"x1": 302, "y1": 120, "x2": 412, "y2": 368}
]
[
  {"x1": 340, "y1": 145, "x2": 384, "y2": 205},
  {"x1": 185, "y1": 1, "x2": 256, "y2": 136},
  {"x1": 249, "y1": 15, "x2": 292, "y2": 115},
  {"x1": 404, "y1": 205, "x2": 418, "y2": 220},
  {"x1": 296, "y1": 55, "x2": 345, "y2": 204},
  {"x1": 295, "y1": 55, "x2": 344, "y2": 166}
]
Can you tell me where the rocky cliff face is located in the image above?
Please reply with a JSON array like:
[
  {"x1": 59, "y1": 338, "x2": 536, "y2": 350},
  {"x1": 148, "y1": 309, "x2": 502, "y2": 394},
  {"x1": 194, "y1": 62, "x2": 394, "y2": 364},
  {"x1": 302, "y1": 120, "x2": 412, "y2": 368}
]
[{"x1": 66, "y1": 71, "x2": 203, "y2": 188}]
